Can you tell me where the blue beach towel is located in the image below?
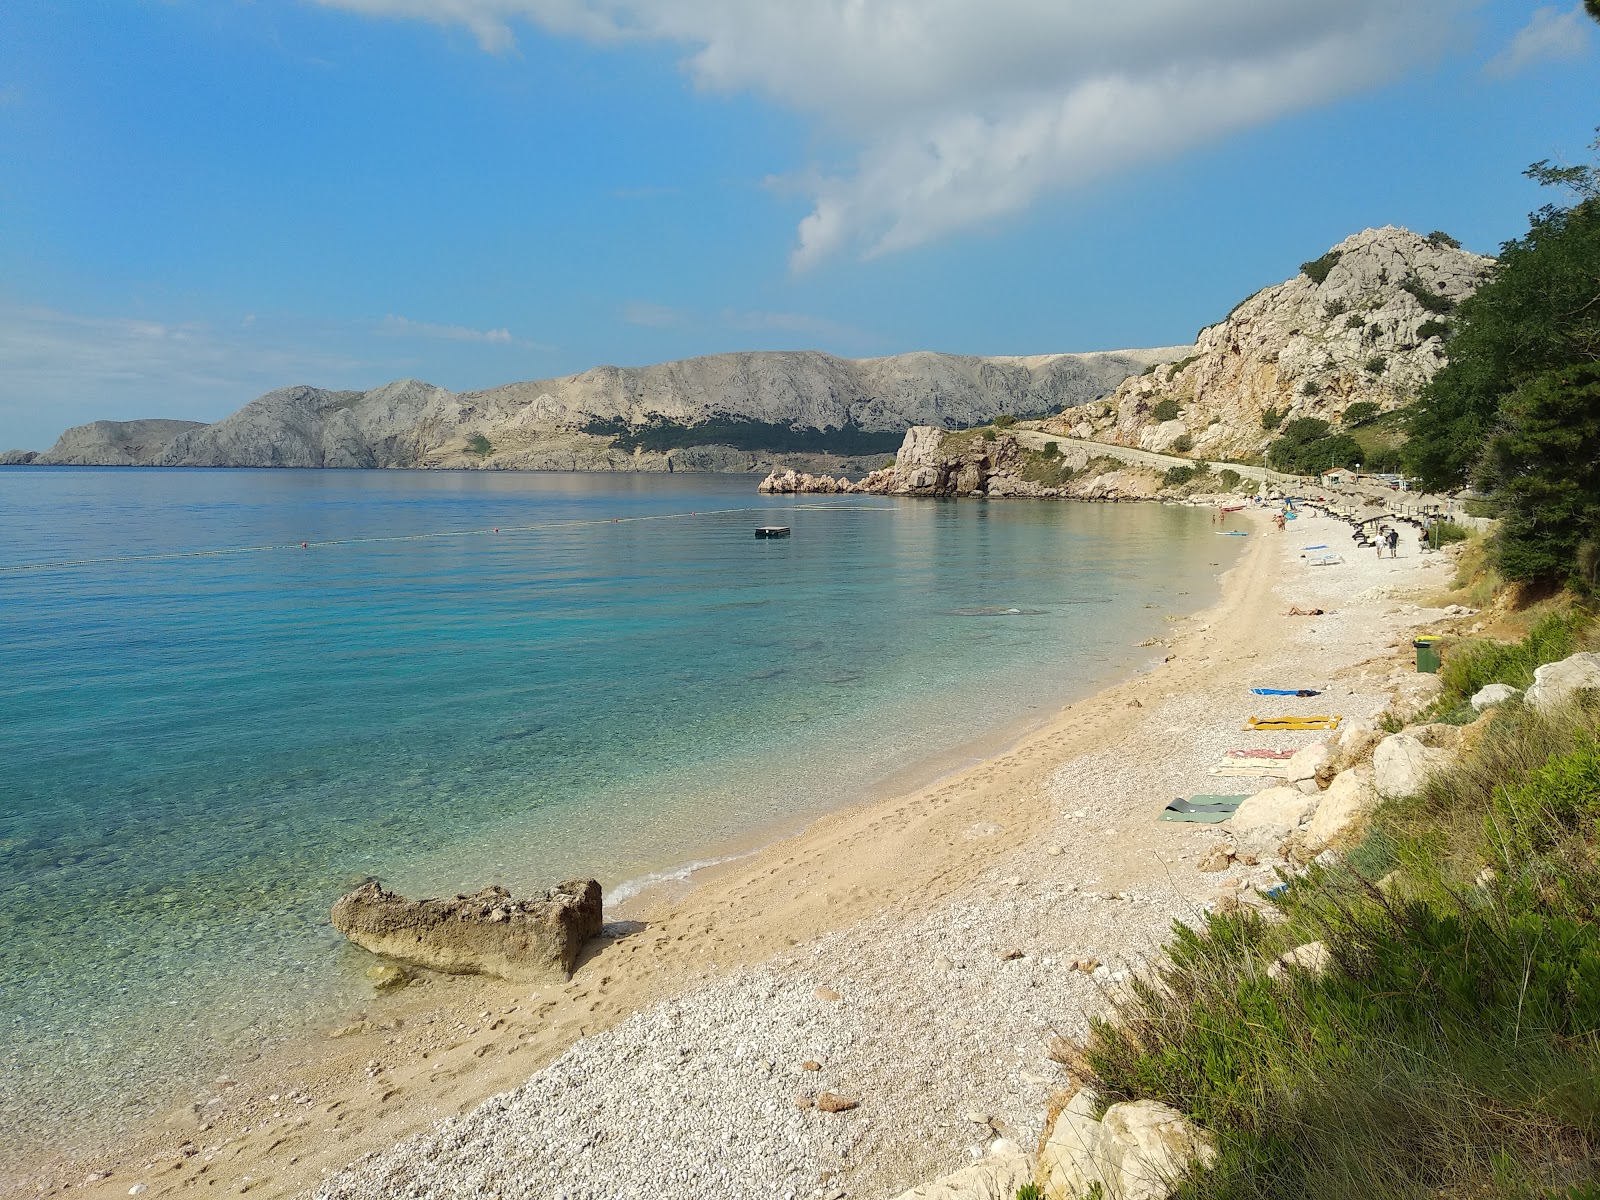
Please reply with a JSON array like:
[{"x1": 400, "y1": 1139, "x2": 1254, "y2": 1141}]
[{"x1": 1251, "y1": 688, "x2": 1321, "y2": 697}]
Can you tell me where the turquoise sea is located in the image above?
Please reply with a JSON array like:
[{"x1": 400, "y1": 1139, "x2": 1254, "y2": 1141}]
[{"x1": 0, "y1": 468, "x2": 1237, "y2": 1166}]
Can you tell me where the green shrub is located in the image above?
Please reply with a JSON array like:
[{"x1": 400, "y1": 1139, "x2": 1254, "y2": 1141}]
[
  {"x1": 1014, "y1": 1186, "x2": 1044, "y2": 1200},
  {"x1": 1218, "y1": 468, "x2": 1242, "y2": 490},
  {"x1": 993, "y1": 413, "x2": 1016, "y2": 429},
  {"x1": 1488, "y1": 739, "x2": 1600, "y2": 862},
  {"x1": 1364, "y1": 355, "x2": 1388, "y2": 375},
  {"x1": 1301, "y1": 379, "x2": 1322, "y2": 397},
  {"x1": 1268, "y1": 418, "x2": 1364, "y2": 474},
  {"x1": 1153, "y1": 398, "x2": 1181, "y2": 422},
  {"x1": 1324, "y1": 299, "x2": 1350, "y2": 318},
  {"x1": 1426, "y1": 230, "x2": 1463, "y2": 249},
  {"x1": 1427, "y1": 519, "x2": 1472, "y2": 549},
  {"x1": 1435, "y1": 610, "x2": 1590, "y2": 711},
  {"x1": 1164, "y1": 465, "x2": 1198, "y2": 487},
  {"x1": 1040, "y1": 440, "x2": 1061, "y2": 459},
  {"x1": 465, "y1": 433, "x2": 492, "y2": 457},
  {"x1": 1345, "y1": 313, "x2": 1366, "y2": 331},
  {"x1": 1173, "y1": 434, "x2": 1194, "y2": 454},
  {"x1": 1417, "y1": 319, "x2": 1451, "y2": 341},
  {"x1": 980, "y1": 427, "x2": 997, "y2": 442},
  {"x1": 1342, "y1": 401, "x2": 1380, "y2": 426},
  {"x1": 1301, "y1": 249, "x2": 1344, "y2": 285},
  {"x1": 1401, "y1": 278, "x2": 1456, "y2": 314},
  {"x1": 1262, "y1": 406, "x2": 1287, "y2": 430}
]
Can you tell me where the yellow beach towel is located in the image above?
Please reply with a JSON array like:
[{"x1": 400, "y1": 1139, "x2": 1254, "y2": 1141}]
[{"x1": 1244, "y1": 715, "x2": 1342, "y2": 731}]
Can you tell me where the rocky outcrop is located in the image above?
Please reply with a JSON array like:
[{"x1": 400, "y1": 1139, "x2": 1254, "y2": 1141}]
[
  {"x1": 0, "y1": 449, "x2": 39, "y2": 465},
  {"x1": 1039, "y1": 1090, "x2": 1216, "y2": 1200},
  {"x1": 22, "y1": 346, "x2": 1187, "y2": 470},
  {"x1": 329, "y1": 879, "x2": 602, "y2": 982},
  {"x1": 760, "y1": 426, "x2": 1165, "y2": 501},
  {"x1": 1044, "y1": 228, "x2": 1492, "y2": 461},
  {"x1": 1525, "y1": 653, "x2": 1600, "y2": 713},
  {"x1": 32, "y1": 419, "x2": 205, "y2": 466}
]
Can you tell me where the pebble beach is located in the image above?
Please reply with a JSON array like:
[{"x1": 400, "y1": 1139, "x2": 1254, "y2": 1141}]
[{"x1": 41, "y1": 508, "x2": 1466, "y2": 1200}]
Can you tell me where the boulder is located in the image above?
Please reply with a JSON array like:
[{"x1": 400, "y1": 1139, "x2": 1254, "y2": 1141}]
[
  {"x1": 1388, "y1": 672, "x2": 1444, "y2": 722},
  {"x1": 1226, "y1": 786, "x2": 1315, "y2": 856},
  {"x1": 1372, "y1": 734, "x2": 1448, "y2": 798},
  {"x1": 1470, "y1": 683, "x2": 1521, "y2": 712},
  {"x1": 330, "y1": 879, "x2": 602, "y2": 982},
  {"x1": 1301, "y1": 766, "x2": 1379, "y2": 853},
  {"x1": 1285, "y1": 741, "x2": 1333, "y2": 785},
  {"x1": 1139, "y1": 420, "x2": 1190, "y2": 455},
  {"x1": 1266, "y1": 941, "x2": 1333, "y2": 983},
  {"x1": 1525, "y1": 653, "x2": 1600, "y2": 714},
  {"x1": 1040, "y1": 1089, "x2": 1217, "y2": 1200},
  {"x1": 889, "y1": 1143, "x2": 1032, "y2": 1200}
]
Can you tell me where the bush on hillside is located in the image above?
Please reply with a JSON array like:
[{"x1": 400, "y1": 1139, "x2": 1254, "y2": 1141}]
[
  {"x1": 1261, "y1": 406, "x2": 1287, "y2": 430},
  {"x1": 465, "y1": 433, "x2": 492, "y2": 457},
  {"x1": 1217, "y1": 468, "x2": 1242, "y2": 490},
  {"x1": 1163, "y1": 465, "x2": 1198, "y2": 487},
  {"x1": 1401, "y1": 278, "x2": 1456, "y2": 314},
  {"x1": 1341, "y1": 401, "x2": 1380, "y2": 426},
  {"x1": 993, "y1": 414, "x2": 1016, "y2": 429},
  {"x1": 1152, "y1": 398, "x2": 1181, "y2": 422},
  {"x1": 1416, "y1": 319, "x2": 1451, "y2": 341},
  {"x1": 1426, "y1": 230, "x2": 1463, "y2": 249},
  {"x1": 1363, "y1": 355, "x2": 1388, "y2": 375},
  {"x1": 1301, "y1": 250, "x2": 1344, "y2": 284},
  {"x1": 1173, "y1": 434, "x2": 1194, "y2": 454}
]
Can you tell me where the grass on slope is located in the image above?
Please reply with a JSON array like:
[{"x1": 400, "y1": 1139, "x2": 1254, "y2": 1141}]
[{"x1": 1080, "y1": 614, "x2": 1600, "y2": 1200}]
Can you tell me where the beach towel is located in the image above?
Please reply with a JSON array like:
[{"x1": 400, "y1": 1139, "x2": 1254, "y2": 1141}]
[
  {"x1": 1301, "y1": 544, "x2": 1328, "y2": 550},
  {"x1": 1159, "y1": 795, "x2": 1247, "y2": 824},
  {"x1": 1226, "y1": 748, "x2": 1296, "y2": 760},
  {"x1": 1250, "y1": 688, "x2": 1322, "y2": 697},
  {"x1": 1208, "y1": 765, "x2": 1287, "y2": 777},
  {"x1": 1244, "y1": 715, "x2": 1342, "y2": 731},
  {"x1": 1308, "y1": 554, "x2": 1343, "y2": 566}
]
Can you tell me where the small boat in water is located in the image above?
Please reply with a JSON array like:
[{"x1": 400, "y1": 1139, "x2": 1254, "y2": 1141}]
[{"x1": 754, "y1": 526, "x2": 791, "y2": 538}]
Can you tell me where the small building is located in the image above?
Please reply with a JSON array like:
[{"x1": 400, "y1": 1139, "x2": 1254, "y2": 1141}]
[{"x1": 1321, "y1": 467, "x2": 1358, "y2": 486}]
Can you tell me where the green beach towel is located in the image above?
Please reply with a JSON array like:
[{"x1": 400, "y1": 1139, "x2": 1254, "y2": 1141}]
[{"x1": 1159, "y1": 795, "x2": 1247, "y2": 824}]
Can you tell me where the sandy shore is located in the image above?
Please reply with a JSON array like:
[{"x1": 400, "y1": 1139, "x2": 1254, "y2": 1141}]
[{"x1": 28, "y1": 508, "x2": 1464, "y2": 1200}]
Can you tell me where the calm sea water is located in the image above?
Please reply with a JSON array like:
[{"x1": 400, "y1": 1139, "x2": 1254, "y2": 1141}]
[{"x1": 0, "y1": 468, "x2": 1237, "y2": 1164}]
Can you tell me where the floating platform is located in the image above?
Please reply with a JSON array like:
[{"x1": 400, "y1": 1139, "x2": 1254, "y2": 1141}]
[{"x1": 754, "y1": 526, "x2": 792, "y2": 539}]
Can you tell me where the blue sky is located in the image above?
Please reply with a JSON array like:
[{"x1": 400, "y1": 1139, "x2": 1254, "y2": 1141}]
[{"x1": 0, "y1": 1, "x2": 1596, "y2": 448}]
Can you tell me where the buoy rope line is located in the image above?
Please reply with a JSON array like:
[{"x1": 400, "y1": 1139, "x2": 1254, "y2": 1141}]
[{"x1": 0, "y1": 502, "x2": 895, "y2": 574}]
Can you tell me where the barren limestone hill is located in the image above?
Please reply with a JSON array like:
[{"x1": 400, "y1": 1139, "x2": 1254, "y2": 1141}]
[
  {"x1": 18, "y1": 347, "x2": 1188, "y2": 471},
  {"x1": 1045, "y1": 227, "x2": 1493, "y2": 461}
]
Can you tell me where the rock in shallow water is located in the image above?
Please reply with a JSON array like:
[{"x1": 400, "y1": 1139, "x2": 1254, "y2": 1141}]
[{"x1": 330, "y1": 878, "x2": 602, "y2": 982}]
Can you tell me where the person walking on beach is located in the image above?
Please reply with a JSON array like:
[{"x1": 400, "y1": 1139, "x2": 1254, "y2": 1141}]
[{"x1": 1387, "y1": 527, "x2": 1400, "y2": 558}]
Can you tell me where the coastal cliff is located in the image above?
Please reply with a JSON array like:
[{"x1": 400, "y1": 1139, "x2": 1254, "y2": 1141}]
[
  {"x1": 10, "y1": 347, "x2": 1187, "y2": 471},
  {"x1": 1046, "y1": 227, "x2": 1492, "y2": 459},
  {"x1": 760, "y1": 425, "x2": 1173, "y2": 502}
]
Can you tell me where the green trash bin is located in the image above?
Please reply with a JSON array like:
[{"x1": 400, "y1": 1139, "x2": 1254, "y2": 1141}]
[{"x1": 1414, "y1": 636, "x2": 1442, "y2": 674}]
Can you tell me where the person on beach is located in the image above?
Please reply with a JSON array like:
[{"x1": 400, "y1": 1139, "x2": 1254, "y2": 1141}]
[
  {"x1": 1375, "y1": 527, "x2": 1386, "y2": 559},
  {"x1": 1387, "y1": 527, "x2": 1400, "y2": 558}
]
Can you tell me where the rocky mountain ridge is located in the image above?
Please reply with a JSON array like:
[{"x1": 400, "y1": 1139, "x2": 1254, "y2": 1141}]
[
  {"x1": 7, "y1": 347, "x2": 1187, "y2": 471},
  {"x1": 1043, "y1": 227, "x2": 1493, "y2": 460}
]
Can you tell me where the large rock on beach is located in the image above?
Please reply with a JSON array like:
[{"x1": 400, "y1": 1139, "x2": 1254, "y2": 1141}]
[
  {"x1": 330, "y1": 879, "x2": 602, "y2": 982},
  {"x1": 889, "y1": 1143, "x2": 1032, "y2": 1200},
  {"x1": 1226, "y1": 786, "x2": 1315, "y2": 857},
  {"x1": 1040, "y1": 1089, "x2": 1216, "y2": 1200},
  {"x1": 1302, "y1": 766, "x2": 1379, "y2": 853},
  {"x1": 1471, "y1": 683, "x2": 1521, "y2": 711},
  {"x1": 1373, "y1": 734, "x2": 1449, "y2": 798},
  {"x1": 1525, "y1": 653, "x2": 1600, "y2": 714}
]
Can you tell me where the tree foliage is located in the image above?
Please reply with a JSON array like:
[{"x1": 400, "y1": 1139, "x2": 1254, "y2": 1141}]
[
  {"x1": 1403, "y1": 192, "x2": 1600, "y2": 491},
  {"x1": 1267, "y1": 417, "x2": 1365, "y2": 474},
  {"x1": 1479, "y1": 362, "x2": 1600, "y2": 586}
]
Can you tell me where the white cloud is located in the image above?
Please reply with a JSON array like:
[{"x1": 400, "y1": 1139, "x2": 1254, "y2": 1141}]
[
  {"x1": 380, "y1": 313, "x2": 517, "y2": 343},
  {"x1": 1485, "y1": 5, "x2": 1591, "y2": 77},
  {"x1": 315, "y1": 0, "x2": 1471, "y2": 265}
]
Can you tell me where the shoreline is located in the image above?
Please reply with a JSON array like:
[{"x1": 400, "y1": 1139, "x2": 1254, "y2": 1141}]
[{"x1": 21, "y1": 503, "x2": 1459, "y2": 1200}]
